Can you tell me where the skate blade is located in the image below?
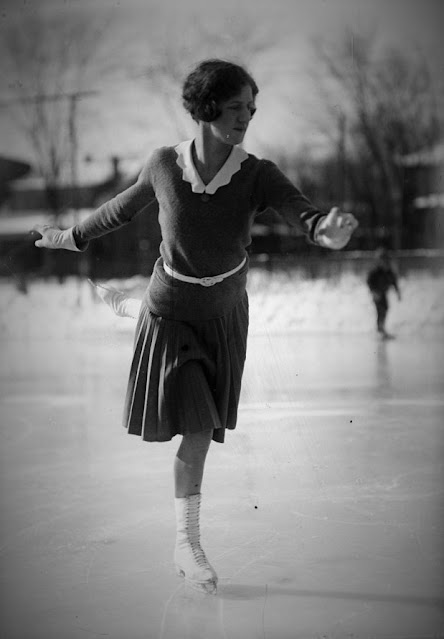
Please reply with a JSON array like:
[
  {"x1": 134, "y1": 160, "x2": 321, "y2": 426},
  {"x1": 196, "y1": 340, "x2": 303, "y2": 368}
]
[
  {"x1": 184, "y1": 578, "x2": 217, "y2": 595},
  {"x1": 175, "y1": 568, "x2": 217, "y2": 595}
]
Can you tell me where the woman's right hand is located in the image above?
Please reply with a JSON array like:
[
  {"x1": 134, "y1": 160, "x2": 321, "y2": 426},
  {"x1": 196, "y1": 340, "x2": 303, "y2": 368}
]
[
  {"x1": 88, "y1": 279, "x2": 142, "y2": 319},
  {"x1": 33, "y1": 225, "x2": 80, "y2": 251}
]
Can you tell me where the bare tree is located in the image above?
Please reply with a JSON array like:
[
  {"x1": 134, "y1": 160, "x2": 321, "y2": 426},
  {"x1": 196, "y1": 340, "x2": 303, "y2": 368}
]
[
  {"x1": 312, "y1": 29, "x2": 443, "y2": 248},
  {"x1": 133, "y1": 14, "x2": 276, "y2": 140},
  {"x1": 0, "y1": 10, "x2": 113, "y2": 220}
]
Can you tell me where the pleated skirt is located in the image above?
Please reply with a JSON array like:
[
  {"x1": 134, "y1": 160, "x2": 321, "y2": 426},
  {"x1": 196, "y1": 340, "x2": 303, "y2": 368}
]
[{"x1": 123, "y1": 293, "x2": 249, "y2": 443}]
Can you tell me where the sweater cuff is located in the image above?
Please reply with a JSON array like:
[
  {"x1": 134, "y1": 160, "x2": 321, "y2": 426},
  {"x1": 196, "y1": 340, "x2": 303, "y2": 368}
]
[
  {"x1": 71, "y1": 227, "x2": 89, "y2": 252},
  {"x1": 312, "y1": 214, "x2": 328, "y2": 246}
]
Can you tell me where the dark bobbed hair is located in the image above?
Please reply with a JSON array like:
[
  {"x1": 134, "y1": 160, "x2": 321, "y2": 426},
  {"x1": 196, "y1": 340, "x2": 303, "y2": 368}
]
[{"x1": 182, "y1": 59, "x2": 259, "y2": 122}]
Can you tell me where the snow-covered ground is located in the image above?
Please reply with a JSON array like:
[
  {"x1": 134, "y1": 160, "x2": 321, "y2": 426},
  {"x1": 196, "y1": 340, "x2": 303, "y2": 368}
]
[
  {"x1": 1, "y1": 268, "x2": 443, "y2": 638},
  {"x1": 1, "y1": 268, "x2": 443, "y2": 340}
]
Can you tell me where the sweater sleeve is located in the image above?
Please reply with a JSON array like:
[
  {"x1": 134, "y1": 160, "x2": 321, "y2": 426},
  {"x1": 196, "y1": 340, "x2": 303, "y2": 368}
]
[
  {"x1": 71, "y1": 151, "x2": 159, "y2": 250},
  {"x1": 255, "y1": 159, "x2": 326, "y2": 244}
]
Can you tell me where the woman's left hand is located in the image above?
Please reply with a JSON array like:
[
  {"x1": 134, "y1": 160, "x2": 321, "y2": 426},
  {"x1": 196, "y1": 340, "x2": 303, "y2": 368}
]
[
  {"x1": 33, "y1": 224, "x2": 81, "y2": 251},
  {"x1": 315, "y1": 207, "x2": 358, "y2": 250}
]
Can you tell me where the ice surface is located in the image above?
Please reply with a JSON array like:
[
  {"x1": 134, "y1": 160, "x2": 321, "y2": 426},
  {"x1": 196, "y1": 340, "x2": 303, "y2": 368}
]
[{"x1": 0, "y1": 276, "x2": 443, "y2": 638}]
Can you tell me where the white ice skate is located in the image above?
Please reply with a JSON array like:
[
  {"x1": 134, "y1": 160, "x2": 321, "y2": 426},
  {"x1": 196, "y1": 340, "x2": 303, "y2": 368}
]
[
  {"x1": 88, "y1": 279, "x2": 141, "y2": 319},
  {"x1": 174, "y1": 494, "x2": 218, "y2": 595}
]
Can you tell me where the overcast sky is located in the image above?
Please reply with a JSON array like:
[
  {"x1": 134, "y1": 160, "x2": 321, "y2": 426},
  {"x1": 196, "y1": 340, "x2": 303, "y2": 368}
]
[{"x1": 1, "y1": 0, "x2": 442, "y2": 180}]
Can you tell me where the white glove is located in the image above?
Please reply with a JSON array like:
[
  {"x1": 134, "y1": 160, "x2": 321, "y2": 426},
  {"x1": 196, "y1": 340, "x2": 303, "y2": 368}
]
[
  {"x1": 315, "y1": 207, "x2": 358, "y2": 250},
  {"x1": 33, "y1": 225, "x2": 81, "y2": 251},
  {"x1": 88, "y1": 280, "x2": 141, "y2": 319}
]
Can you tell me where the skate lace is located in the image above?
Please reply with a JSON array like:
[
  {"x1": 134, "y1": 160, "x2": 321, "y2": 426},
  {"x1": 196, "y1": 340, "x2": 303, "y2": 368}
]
[
  {"x1": 190, "y1": 542, "x2": 208, "y2": 568},
  {"x1": 186, "y1": 502, "x2": 210, "y2": 569}
]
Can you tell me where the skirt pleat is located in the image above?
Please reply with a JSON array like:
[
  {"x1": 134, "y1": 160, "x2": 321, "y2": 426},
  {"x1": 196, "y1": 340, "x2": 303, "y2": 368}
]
[{"x1": 123, "y1": 293, "x2": 249, "y2": 443}]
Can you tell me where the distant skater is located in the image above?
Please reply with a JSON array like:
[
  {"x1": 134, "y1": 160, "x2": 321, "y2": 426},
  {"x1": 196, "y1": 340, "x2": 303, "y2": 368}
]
[
  {"x1": 367, "y1": 247, "x2": 401, "y2": 339},
  {"x1": 34, "y1": 59, "x2": 358, "y2": 594}
]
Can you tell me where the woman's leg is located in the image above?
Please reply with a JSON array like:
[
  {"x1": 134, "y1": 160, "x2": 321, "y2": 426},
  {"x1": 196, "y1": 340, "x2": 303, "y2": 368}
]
[
  {"x1": 376, "y1": 296, "x2": 388, "y2": 335},
  {"x1": 173, "y1": 430, "x2": 217, "y2": 593},
  {"x1": 174, "y1": 430, "x2": 213, "y2": 498}
]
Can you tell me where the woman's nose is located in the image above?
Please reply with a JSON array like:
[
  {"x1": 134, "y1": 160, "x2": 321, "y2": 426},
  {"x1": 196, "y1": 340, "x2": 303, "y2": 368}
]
[{"x1": 238, "y1": 107, "x2": 251, "y2": 122}]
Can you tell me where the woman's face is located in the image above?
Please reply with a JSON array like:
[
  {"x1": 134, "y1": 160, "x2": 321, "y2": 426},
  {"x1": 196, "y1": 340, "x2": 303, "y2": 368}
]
[{"x1": 209, "y1": 84, "x2": 256, "y2": 146}]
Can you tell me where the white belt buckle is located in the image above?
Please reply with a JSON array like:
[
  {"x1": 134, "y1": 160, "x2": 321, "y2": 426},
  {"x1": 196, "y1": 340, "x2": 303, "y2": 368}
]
[{"x1": 199, "y1": 276, "x2": 222, "y2": 287}]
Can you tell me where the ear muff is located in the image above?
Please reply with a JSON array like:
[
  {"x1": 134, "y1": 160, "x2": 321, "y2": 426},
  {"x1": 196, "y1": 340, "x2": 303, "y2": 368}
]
[{"x1": 201, "y1": 99, "x2": 219, "y2": 122}]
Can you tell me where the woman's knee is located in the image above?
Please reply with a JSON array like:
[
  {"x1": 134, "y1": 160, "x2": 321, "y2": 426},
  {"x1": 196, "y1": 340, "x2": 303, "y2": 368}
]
[{"x1": 177, "y1": 430, "x2": 213, "y2": 463}]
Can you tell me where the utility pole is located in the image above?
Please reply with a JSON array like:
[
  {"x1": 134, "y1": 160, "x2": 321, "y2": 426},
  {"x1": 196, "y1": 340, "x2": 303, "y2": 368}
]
[{"x1": 337, "y1": 112, "x2": 347, "y2": 208}]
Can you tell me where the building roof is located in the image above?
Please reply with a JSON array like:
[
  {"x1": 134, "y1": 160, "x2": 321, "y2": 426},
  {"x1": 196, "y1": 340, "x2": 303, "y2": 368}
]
[
  {"x1": 399, "y1": 143, "x2": 444, "y2": 167},
  {"x1": 0, "y1": 156, "x2": 31, "y2": 182},
  {"x1": 0, "y1": 209, "x2": 94, "y2": 236}
]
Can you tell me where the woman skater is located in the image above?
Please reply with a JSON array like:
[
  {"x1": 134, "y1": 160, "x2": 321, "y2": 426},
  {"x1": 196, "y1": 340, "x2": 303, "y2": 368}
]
[{"x1": 34, "y1": 59, "x2": 358, "y2": 594}]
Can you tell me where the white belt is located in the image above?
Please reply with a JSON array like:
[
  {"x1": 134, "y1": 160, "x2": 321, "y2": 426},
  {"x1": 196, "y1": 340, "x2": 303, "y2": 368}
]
[{"x1": 163, "y1": 257, "x2": 246, "y2": 287}]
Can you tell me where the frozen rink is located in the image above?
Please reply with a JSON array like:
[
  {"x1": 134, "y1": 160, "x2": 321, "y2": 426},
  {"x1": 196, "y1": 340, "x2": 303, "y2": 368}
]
[{"x1": 1, "y1": 279, "x2": 444, "y2": 638}]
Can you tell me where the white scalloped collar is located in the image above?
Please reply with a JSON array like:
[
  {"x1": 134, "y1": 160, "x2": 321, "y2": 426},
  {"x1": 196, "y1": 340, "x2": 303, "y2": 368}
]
[{"x1": 175, "y1": 139, "x2": 248, "y2": 195}]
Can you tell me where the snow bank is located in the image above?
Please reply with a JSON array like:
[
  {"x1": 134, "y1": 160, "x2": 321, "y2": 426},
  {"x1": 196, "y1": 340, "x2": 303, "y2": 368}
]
[{"x1": 0, "y1": 269, "x2": 443, "y2": 341}]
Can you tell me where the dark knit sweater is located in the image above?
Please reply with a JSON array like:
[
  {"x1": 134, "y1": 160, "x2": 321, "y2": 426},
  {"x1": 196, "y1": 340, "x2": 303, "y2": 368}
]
[{"x1": 73, "y1": 145, "x2": 326, "y2": 321}]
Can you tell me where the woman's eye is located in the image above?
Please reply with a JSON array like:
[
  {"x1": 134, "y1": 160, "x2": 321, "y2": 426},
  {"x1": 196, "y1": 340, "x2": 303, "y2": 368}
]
[{"x1": 228, "y1": 105, "x2": 256, "y2": 116}]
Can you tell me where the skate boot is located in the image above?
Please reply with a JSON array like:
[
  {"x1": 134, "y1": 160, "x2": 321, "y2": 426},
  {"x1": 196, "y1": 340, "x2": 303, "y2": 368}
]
[
  {"x1": 88, "y1": 279, "x2": 141, "y2": 319},
  {"x1": 378, "y1": 328, "x2": 395, "y2": 341},
  {"x1": 174, "y1": 493, "x2": 218, "y2": 595}
]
